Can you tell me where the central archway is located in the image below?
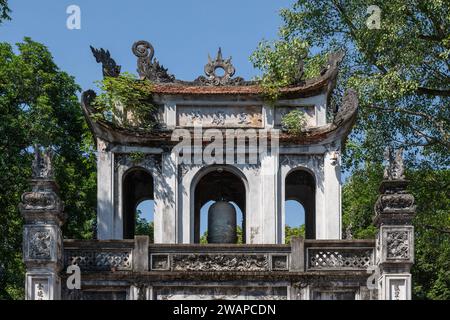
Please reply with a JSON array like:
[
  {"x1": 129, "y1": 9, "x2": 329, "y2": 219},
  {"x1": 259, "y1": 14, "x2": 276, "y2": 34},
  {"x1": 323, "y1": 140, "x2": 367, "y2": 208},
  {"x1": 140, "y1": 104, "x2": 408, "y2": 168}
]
[{"x1": 192, "y1": 166, "x2": 247, "y2": 243}]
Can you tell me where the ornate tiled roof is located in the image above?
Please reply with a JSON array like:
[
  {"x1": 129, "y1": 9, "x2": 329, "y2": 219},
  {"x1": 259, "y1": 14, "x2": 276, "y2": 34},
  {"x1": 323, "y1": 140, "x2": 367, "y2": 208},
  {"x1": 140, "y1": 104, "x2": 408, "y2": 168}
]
[{"x1": 90, "y1": 40, "x2": 344, "y2": 98}]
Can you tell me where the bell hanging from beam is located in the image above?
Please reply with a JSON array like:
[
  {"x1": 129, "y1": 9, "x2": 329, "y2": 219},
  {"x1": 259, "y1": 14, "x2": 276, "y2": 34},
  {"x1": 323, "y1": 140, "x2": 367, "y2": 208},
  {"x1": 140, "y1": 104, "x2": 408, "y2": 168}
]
[{"x1": 207, "y1": 200, "x2": 237, "y2": 244}]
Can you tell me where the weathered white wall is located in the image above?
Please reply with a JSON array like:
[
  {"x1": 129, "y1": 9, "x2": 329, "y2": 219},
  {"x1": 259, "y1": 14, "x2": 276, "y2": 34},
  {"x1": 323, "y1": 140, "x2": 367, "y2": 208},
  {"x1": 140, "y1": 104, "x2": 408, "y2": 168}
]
[{"x1": 96, "y1": 93, "x2": 343, "y2": 242}]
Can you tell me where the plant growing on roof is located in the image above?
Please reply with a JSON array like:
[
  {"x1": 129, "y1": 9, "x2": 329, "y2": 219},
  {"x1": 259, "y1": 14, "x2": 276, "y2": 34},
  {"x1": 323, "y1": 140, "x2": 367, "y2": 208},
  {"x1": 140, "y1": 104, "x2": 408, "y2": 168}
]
[
  {"x1": 250, "y1": 37, "x2": 327, "y2": 103},
  {"x1": 281, "y1": 109, "x2": 307, "y2": 135},
  {"x1": 93, "y1": 72, "x2": 157, "y2": 131}
]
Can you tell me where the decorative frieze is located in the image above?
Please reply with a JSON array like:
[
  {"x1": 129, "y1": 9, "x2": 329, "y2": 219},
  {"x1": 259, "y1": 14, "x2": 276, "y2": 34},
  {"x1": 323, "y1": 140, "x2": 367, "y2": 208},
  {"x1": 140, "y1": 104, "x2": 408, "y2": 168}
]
[
  {"x1": 177, "y1": 105, "x2": 263, "y2": 128},
  {"x1": 171, "y1": 254, "x2": 270, "y2": 272},
  {"x1": 280, "y1": 154, "x2": 324, "y2": 174},
  {"x1": 114, "y1": 153, "x2": 162, "y2": 173}
]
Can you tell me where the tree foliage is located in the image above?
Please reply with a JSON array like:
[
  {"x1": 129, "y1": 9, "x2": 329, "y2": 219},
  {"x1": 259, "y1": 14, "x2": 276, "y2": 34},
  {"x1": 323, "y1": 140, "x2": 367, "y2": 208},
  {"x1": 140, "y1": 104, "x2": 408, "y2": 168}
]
[
  {"x1": 0, "y1": 0, "x2": 10, "y2": 25},
  {"x1": 135, "y1": 210, "x2": 154, "y2": 243},
  {"x1": 253, "y1": 0, "x2": 450, "y2": 299},
  {"x1": 281, "y1": 109, "x2": 307, "y2": 135},
  {"x1": 0, "y1": 38, "x2": 96, "y2": 299},
  {"x1": 285, "y1": 225, "x2": 305, "y2": 244},
  {"x1": 252, "y1": 0, "x2": 449, "y2": 169},
  {"x1": 250, "y1": 38, "x2": 328, "y2": 102},
  {"x1": 93, "y1": 73, "x2": 156, "y2": 130}
]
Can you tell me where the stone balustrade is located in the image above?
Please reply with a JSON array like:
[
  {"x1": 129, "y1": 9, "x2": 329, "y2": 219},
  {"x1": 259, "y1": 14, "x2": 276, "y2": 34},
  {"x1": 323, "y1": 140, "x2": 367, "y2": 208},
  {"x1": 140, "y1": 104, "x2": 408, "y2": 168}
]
[{"x1": 63, "y1": 238, "x2": 375, "y2": 273}]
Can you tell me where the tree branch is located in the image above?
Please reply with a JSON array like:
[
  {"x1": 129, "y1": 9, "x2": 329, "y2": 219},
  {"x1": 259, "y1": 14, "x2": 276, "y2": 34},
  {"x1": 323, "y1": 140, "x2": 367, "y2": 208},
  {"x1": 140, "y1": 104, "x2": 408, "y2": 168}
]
[
  {"x1": 417, "y1": 87, "x2": 450, "y2": 97},
  {"x1": 367, "y1": 105, "x2": 450, "y2": 148},
  {"x1": 424, "y1": 225, "x2": 450, "y2": 235}
]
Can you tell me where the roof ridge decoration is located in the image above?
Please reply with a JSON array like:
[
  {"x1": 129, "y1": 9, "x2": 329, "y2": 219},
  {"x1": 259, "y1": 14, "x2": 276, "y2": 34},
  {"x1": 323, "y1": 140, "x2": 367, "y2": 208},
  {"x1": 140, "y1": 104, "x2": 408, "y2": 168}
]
[
  {"x1": 132, "y1": 40, "x2": 175, "y2": 83},
  {"x1": 90, "y1": 46, "x2": 121, "y2": 78},
  {"x1": 194, "y1": 48, "x2": 245, "y2": 86}
]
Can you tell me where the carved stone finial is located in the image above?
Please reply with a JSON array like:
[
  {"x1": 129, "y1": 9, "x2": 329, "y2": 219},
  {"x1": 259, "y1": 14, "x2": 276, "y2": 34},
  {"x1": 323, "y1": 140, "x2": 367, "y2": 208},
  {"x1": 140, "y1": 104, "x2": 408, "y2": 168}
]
[
  {"x1": 195, "y1": 48, "x2": 244, "y2": 86},
  {"x1": 383, "y1": 147, "x2": 405, "y2": 180},
  {"x1": 32, "y1": 145, "x2": 54, "y2": 179},
  {"x1": 132, "y1": 40, "x2": 175, "y2": 83},
  {"x1": 90, "y1": 46, "x2": 121, "y2": 78}
]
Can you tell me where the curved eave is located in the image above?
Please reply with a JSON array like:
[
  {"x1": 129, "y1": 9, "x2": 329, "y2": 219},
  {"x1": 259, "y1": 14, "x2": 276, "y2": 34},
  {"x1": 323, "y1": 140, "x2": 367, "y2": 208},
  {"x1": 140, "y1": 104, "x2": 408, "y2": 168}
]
[{"x1": 81, "y1": 88, "x2": 358, "y2": 148}]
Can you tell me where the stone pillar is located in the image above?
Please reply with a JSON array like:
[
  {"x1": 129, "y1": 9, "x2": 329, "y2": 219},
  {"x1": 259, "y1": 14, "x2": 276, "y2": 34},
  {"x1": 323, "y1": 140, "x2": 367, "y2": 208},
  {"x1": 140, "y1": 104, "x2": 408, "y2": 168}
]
[
  {"x1": 374, "y1": 148, "x2": 415, "y2": 300},
  {"x1": 20, "y1": 147, "x2": 65, "y2": 300},
  {"x1": 322, "y1": 145, "x2": 342, "y2": 239},
  {"x1": 96, "y1": 138, "x2": 114, "y2": 239}
]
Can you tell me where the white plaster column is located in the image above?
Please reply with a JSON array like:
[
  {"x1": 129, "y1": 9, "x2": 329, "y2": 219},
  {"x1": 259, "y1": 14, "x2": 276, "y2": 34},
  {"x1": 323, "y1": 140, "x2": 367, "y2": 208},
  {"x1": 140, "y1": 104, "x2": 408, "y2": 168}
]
[
  {"x1": 97, "y1": 139, "x2": 114, "y2": 239},
  {"x1": 261, "y1": 153, "x2": 278, "y2": 243},
  {"x1": 244, "y1": 166, "x2": 262, "y2": 244},
  {"x1": 159, "y1": 151, "x2": 178, "y2": 243},
  {"x1": 320, "y1": 151, "x2": 341, "y2": 239}
]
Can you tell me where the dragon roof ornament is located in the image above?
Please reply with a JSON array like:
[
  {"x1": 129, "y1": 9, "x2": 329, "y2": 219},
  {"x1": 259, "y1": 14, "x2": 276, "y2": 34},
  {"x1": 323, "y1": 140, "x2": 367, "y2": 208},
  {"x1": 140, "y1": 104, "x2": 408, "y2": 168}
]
[
  {"x1": 90, "y1": 46, "x2": 121, "y2": 78},
  {"x1": 132, "y1": 40, "x2": 175, "y2": 83}
]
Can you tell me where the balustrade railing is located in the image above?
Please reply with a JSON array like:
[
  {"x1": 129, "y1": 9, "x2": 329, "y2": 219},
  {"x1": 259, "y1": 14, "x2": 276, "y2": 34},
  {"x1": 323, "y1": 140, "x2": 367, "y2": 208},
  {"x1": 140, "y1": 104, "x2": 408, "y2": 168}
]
[{"x1": 63, "y1": 239, "x2": 375, "y2": 273}]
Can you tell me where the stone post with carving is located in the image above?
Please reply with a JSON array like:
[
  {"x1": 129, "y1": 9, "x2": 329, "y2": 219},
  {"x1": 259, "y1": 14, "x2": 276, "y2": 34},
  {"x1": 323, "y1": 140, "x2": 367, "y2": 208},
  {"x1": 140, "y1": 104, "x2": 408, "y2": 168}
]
[
  {"x1": 374, "y1": 148, "x2": 415, "y2": 300},
  {"x1": 20, "y1": 147, "x2": 65, "y2": 300}
]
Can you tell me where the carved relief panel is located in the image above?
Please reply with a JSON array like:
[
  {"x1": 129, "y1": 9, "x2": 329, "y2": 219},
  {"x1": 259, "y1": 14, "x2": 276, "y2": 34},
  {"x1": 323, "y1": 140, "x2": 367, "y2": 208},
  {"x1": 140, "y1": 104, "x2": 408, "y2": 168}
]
[
  {"x1": 379, "y1": 226, "x2": 414, "y2": 264},
  {"x1": 23, "y1": 226, "x2": 60, "y2": 262},
  {"x1": 177, "y1": 105, "x2": 263, "y2": 128}
]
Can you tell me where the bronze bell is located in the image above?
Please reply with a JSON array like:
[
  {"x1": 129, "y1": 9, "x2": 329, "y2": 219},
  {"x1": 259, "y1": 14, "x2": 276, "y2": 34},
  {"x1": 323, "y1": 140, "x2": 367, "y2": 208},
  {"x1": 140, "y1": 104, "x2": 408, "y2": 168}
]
[{"x1": 207, "y1": 201, "x2": 237, "y2": 244}]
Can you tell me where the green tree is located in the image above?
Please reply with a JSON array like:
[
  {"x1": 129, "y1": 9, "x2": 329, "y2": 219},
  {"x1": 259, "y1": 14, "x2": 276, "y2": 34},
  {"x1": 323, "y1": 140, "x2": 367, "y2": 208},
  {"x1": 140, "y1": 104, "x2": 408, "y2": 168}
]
[
  {"x1": 0, "y1": 38, "x2": 96, "y2": 299},
  {"x1": 0, "y1": 0, "x2": 11, "y2": 25},
  {"x1": 285, "y1": 225, "x2": 305, "y2": 244},
  {"x1": 135, "y1": 210, "x2": 154, "y2": 243},
  {"x1": 252, "y1": 0, "x2": 450, "y2": 300},
  {"x1": 252, "y1": 0, "x2": 449, "y2": 169}
]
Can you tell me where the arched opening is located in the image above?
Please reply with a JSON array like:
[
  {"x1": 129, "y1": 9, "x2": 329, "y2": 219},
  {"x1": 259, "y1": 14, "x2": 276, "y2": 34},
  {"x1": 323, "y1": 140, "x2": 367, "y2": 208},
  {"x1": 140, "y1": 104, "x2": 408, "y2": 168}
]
[
  {"x1": 285, "y1": 169, "x2": 315, "y2": 239},
  {"x1": 135, "y1": 199, "x2": 154, "y2": 242},
  {"x1": 122, "y1": 168, "x2": 154, "y2": 239},
  {"x1": 193, "y1": 167, "x2": 246, "y2": 243},
  {"x1": 285, "y1": 200, "x2": 306, "y2": 242}
]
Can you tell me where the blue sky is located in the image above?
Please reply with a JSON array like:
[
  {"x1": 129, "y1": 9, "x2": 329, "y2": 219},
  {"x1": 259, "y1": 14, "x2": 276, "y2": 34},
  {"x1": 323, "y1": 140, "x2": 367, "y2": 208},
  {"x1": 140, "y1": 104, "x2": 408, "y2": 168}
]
[
  {"x1": 2, "y1": 0, "x2": 305, "y2": 237},
  {"x1": 1, "y1": 0, "x2": 295, "y2": 90}
]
